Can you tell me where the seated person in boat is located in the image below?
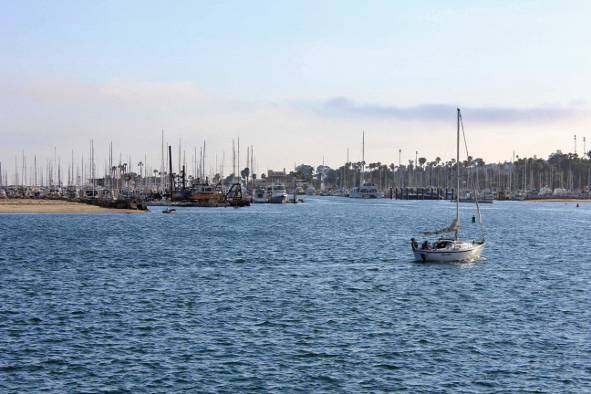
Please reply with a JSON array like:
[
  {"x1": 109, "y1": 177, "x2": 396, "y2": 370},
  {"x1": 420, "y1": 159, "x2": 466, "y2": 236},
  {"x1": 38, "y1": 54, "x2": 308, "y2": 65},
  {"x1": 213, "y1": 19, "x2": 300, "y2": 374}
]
[
  {"x1": 421, "y1": 240, "x2": 431, "y2": 250},
  {"x1": 435, "y1": 240, "x2": 452, "y2": 249}
]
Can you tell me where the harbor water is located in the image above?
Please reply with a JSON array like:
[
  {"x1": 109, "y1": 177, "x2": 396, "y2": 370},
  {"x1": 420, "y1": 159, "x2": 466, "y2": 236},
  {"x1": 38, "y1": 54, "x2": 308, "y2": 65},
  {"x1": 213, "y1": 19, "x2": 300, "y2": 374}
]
[{"x1": 1, "y1": 197, "x2": 591, "y2": 393}]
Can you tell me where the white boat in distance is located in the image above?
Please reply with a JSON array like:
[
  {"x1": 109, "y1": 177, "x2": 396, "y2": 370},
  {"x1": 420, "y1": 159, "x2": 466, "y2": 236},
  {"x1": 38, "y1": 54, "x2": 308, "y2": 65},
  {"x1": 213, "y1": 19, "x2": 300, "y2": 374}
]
[
  {"x1": 412, "y1": 108, "x2": 486, "y2": 262},
  {"x1": 251, "y1": 187, "x2": 267, "y2": 203},
  {"x1": 267, "y1": 183, "x2": 289, "y2": 203},
  {"x1": 349, "y1": 132, "x2": 384, "y2": 199},
  {"x1": 349, "y1": 182, "x2": 383, "y2": 199}
]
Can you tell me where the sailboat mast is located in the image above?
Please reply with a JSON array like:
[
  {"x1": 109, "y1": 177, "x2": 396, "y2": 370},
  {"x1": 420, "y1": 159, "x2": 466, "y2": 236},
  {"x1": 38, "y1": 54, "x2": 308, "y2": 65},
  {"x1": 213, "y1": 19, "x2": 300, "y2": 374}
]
[
  {"x1": 362, "y1": 131, "x2": 365, "y2": 185},
  {"x1": 456, "y1": 108, "x2": 461, "y2": 241}
]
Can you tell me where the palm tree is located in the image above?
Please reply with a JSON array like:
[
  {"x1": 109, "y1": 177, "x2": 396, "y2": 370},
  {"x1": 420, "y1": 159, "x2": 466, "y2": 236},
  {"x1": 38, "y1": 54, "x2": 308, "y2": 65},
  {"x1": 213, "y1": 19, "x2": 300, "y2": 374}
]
[
  {"x1": 389, "y1": 163, "x2": 395, "y2": 188},
  {"x1": 240, "y1": 167, "x2": 250, "y2": 181},
  {"x1": 376, "y1": 162, "x2": 382, "y2": 187},
  {"x1": 416, "y1": 157, "x2": 424, "y2": 186},
  {"x1": 137, "y1": 161, "x2": 144, "y2": 186},
  {"x1": 435, "y1": 157, "x2": 441, "y2": 187},
  {"x1": 478, "y1": 159, "x2": 485, "y2": 191}
]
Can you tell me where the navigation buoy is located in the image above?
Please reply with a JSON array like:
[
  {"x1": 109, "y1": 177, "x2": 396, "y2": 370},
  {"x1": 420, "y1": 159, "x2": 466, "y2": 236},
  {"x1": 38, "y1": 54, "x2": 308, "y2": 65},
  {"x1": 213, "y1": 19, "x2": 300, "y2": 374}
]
[{"x1": 472, "y1": 215, "x2": 476, "y2": 223}]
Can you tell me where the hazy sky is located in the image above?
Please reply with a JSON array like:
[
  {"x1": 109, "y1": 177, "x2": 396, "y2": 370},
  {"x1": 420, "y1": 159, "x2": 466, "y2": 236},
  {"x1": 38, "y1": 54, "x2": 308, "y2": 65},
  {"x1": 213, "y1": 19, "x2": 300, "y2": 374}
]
[{"x1": 1, "y1": 0, "x2": 590, "y2": 181}]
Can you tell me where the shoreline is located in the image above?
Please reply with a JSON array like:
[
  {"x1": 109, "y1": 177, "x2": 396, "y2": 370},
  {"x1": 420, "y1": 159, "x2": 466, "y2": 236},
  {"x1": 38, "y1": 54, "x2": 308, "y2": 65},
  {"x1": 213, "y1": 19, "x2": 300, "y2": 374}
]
[
  {"x1": 521, "y1": 198, "x2": 591, "y2": 203},
  {"x1": 1, "y1": 197, "x2": 588, "y2": 213},
  {"x1": 0, "y1": 198, "x2": 145, "y2": 214}
]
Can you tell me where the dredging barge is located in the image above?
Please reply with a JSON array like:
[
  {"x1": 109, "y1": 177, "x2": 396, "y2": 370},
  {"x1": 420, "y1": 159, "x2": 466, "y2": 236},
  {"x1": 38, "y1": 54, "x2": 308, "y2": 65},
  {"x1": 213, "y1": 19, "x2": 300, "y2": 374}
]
[{"x1": 159, "y1": 146, "x2": 250, "y2": 208}]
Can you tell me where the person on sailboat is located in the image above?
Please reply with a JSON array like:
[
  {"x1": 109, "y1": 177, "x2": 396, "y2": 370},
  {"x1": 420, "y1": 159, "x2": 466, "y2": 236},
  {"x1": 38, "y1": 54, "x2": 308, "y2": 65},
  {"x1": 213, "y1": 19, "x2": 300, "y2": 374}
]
[{"x1": 411, "y1": 238, "x2": 418, "y2": 251}]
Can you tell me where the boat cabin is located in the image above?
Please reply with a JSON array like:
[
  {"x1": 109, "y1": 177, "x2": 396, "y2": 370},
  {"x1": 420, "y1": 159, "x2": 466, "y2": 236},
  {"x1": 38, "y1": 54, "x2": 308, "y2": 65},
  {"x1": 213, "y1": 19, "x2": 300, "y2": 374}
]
[{"x1": 420, "y1": 239, "x2": 455, "y2": 250}]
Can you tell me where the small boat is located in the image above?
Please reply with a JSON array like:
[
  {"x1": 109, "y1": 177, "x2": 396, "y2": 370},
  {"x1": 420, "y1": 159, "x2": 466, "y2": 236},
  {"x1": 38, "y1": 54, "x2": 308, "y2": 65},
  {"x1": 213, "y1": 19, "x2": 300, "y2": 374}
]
[
  {"x1": 162, "y1": 208, "x2": 176, "y2": 213},
  {"x1": 411, "y1": 108, "x2": 486, "y2": 262}
]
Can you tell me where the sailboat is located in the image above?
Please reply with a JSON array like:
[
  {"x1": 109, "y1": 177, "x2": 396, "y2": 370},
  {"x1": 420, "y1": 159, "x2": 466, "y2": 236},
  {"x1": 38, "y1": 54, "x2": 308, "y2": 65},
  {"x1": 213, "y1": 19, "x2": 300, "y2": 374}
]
[
  {"x1": 411, "y1": 108, "x2": 486, "y2": 262},
  {"x1": 349, "y1": 132, "x2": 383, "y2": 199}
]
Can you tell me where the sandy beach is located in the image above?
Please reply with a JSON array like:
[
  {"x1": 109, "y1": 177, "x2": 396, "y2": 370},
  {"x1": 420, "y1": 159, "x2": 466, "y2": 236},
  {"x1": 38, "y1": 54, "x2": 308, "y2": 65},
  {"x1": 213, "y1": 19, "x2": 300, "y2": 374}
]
[
  {"x1": 523, "y1": 199, "x2": 591, "y2": 203},
  {"x1": 0, "y1": 199, "x2": 144, "y2": 214},
  {"x1": 1, "y1": 197, "x2": 588, "y2": 214}
]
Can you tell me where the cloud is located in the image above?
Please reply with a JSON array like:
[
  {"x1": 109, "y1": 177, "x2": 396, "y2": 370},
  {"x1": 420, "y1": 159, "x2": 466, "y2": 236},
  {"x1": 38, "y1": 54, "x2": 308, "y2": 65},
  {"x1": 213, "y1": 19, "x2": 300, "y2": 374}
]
[
  {"x1": 311, "y1": 97, "x2": 582, "y2": 123},
  {"x1": 40, "y1": 79, "x2": 214, "y2": 109},
  {"x1": 1, "y1": 78, "x2": 243, "y2": 113}
]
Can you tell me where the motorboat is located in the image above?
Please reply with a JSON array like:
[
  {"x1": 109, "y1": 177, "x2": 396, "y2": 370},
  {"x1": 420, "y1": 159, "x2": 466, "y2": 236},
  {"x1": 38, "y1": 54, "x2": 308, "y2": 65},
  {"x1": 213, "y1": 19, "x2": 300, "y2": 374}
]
[
  {"x1": 349, "y1": 182, "x2": 383, "y2": 199},
  {"x1": 251, "y1": 186, "x2": 267, "y2": 203},
  {"x1": 267, "y1": 183, "x2": 289, "y2": 203}
]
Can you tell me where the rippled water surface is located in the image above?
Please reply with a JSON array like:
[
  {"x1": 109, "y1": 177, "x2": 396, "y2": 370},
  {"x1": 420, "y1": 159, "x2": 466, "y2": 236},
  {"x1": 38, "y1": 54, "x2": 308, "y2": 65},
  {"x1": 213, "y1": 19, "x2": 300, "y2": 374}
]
[{"x1": 1, "y1": 197, "x2": 591, "y2": 393}]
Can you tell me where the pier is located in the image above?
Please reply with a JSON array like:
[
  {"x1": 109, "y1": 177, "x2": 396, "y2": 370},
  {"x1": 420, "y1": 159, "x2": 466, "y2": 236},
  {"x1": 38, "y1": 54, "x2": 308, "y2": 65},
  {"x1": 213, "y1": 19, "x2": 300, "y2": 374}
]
[{"x1": 387, "y1": 187, "x2": 455, "y2": 200}]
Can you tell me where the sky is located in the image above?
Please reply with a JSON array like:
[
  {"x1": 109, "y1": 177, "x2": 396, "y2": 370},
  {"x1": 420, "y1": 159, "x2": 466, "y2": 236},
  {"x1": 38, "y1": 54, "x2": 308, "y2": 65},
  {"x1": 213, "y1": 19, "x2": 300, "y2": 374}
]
[{"x1": 1, "y1": 0, "x2": 590, "y2": 183}]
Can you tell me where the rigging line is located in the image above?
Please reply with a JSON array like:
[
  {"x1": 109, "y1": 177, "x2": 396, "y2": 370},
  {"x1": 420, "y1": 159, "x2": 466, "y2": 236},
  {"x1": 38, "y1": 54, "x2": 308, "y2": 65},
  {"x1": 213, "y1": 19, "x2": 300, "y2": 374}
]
[{"x1": 459, "y1": 111, "x2": 486, "y2": 241}]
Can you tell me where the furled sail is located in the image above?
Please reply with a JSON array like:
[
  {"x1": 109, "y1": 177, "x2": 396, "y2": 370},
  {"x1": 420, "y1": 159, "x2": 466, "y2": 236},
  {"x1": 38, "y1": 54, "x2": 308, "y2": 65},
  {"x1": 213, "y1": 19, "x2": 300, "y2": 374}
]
[{"x1": 420, "y1": 218, "x2": 459, "y2": 236}]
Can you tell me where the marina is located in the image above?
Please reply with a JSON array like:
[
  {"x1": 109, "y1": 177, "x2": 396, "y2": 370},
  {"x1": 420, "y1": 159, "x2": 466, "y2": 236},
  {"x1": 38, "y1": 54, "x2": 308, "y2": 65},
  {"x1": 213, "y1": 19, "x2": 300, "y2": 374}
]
[
  {"x1": 3, "y1": 144, "x2": 589, "y2": 206},
  {"x1": 2, "y1": 2, "x2": 591, "y2": 392}
]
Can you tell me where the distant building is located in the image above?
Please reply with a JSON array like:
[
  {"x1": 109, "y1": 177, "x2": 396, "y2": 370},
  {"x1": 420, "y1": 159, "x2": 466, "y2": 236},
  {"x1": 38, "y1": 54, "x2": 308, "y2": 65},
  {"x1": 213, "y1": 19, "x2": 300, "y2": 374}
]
[{"x1": 255, "y1": 169, "x2": 296, "y2": 189}]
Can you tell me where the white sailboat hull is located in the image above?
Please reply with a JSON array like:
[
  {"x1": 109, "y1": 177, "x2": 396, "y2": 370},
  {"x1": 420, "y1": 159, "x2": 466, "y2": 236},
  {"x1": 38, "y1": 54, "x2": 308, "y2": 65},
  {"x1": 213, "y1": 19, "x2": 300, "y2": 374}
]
[{"x1": 413, "y1": 241, "x2": 485, "y2": 262}]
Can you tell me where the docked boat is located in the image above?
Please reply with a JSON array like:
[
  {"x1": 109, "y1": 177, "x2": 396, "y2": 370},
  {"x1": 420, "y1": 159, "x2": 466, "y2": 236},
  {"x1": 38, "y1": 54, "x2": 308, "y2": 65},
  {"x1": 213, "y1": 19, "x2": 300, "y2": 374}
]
[
  {"x1": 188, "y1": 182, "x2": 226, "y2": 207},
  {"x1": 349, "y1": 132, "x2": 383, "y2": 199},
  {"x1": 459, "y1": 191, "x2": 493, "y2": 204},
  {"x1": 267, "y1": 183, "x2": 289, "y2": 203},
  {"x1": 411, "y1": 108, "x2": 486, "y2": 262},
  {"x1": 459, "y1": 197, "x2": 494, "y2": 204},
  {"x1": 251, "y1": 186, "x2": 267, "y2": 203},
  {"x1": 349, "y1": 182, "x2": 383, "y2": 199},
  {"x1": 226, "y1": 183, "x2": 250, "y2": 207}
]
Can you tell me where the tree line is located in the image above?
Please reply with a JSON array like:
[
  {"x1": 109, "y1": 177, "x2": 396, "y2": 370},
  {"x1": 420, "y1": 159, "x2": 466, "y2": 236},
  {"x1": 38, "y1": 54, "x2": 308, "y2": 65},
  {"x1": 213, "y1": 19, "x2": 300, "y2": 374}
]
[{"x1": 282, "y1": 150, "x2": 591, "y2": 194}]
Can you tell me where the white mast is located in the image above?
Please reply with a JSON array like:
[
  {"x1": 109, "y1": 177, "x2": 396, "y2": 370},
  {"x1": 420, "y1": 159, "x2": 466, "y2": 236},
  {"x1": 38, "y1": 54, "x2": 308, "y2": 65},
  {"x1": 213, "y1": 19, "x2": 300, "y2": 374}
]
[
  {"x1": 203, "y1": 141, "x2": 206, "y2": 181},
  {"x1": 160, "y1": 130, "x2": 164, "y2": 190},
  {"x1": 232, "y1": 140, "x2": 236, "y2": 176},
  {"x1": 178, "y1": 139, "x2": 182, "y2": 174},
  {"x1": 361, "y1": 131, "x2": 365, "y2": 185},
  {"x1": 456, "y1": 108, "x2": 461, "y2": 241}
]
